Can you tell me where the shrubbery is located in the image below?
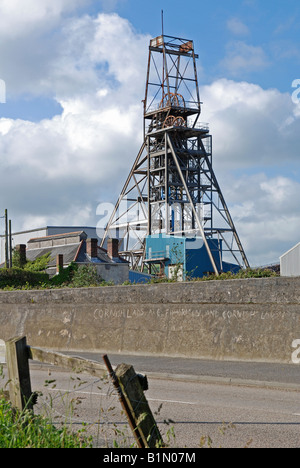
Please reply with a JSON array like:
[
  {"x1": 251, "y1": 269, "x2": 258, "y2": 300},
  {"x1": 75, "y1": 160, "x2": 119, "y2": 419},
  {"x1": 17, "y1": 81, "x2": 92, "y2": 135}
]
[
  {"x1": 0, "y1": 256, "x2": 112, "y2": 290},
  {"x1": 50, "y1": 262, "x2": 110, "y2": 288},
  {"x1": 0, "y1": 268, "x2": 49, "y2": 289},
  {"x1": 198, "y1": 268, "x2": 278, "y2": 281},
  {"x1": 149, "y1": 267, "x2": 278, "y2": 284},
  {"x1": 1, "y1": 247, "x2": 278, "y2": 290}
]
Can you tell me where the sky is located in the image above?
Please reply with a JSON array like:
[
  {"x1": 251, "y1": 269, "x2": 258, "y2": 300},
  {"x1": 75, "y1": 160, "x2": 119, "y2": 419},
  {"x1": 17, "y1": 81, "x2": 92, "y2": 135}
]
[{"x1": 0, "y1": 0, "x2": 299, "y2": 267}]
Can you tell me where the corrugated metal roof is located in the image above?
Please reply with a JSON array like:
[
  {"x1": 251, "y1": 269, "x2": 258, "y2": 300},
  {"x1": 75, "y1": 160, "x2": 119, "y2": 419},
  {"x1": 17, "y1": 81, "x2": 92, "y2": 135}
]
[
  {"x1": 26, "y1": 244, "x2": 81, "y2": 266},
  {"x1": 26, "y1": 242, "x2": 128, "y2": 266}
]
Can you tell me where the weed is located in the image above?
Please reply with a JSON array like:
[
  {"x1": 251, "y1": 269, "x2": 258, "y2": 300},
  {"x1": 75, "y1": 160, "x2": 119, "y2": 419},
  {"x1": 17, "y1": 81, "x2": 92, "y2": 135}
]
[{"x1": 0, "y1": 397, "x2": 93, "y2": 448}]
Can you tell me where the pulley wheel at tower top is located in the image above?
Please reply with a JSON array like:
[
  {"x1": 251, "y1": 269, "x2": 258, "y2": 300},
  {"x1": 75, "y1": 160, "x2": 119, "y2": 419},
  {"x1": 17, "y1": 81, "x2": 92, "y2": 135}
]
[
  {"x1": 173, "y1": 116, "x2": 186, "y2": 127},
  {"x1": 163, "y1": 115, "x2": 186, "y2": 128},
  {"x1": 163, "y1": 116, "x2": 175, "y2": 128},
  {"x1": 159, "y1": 92, "x2": 185, "y2": 109}
]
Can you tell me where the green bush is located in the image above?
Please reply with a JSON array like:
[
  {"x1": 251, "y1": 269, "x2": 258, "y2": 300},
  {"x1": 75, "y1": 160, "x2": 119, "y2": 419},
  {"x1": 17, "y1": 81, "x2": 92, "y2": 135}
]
[
  {"x1": 50, "y1": 263, "x2": 108, "y2": 288},
  {"x1": 0, "y1": 268, "x2": 49, "y2": 289},
  {"x1": 49, "y1": 262, "x2": 78, "y2": 287},
  {"x1": 0, "y1": 262, "x2": 113, "y2": 290},
  {"x1": 198, "y1": 268, "x2": 278, "y2": 282},
  {"x1": 70, "y1": 264, "x2": 104, "y2": 288}
]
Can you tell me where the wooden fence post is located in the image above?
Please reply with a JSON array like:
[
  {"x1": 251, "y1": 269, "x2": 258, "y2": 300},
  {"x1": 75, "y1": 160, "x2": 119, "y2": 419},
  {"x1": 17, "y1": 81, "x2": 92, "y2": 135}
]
[
  {"x1": 5, "y1": 336, "x2": 33, "y2": 411},
  {"x1": 115, "y1": 363, "x2": 163, "y2": 448}
]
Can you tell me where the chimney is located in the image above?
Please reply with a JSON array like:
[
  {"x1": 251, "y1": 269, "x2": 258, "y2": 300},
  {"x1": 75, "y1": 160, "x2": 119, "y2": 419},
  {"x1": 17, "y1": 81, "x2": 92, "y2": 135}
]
[
  {"x1": 86, "y1": 238, "x2": 98, "y2": 258},
  {"x1": 56, "y1": 254, "x2": 64, "y2": 274},
  {"x1": 107, "y1": 238, "x2": 119, "y2": 260},
  {"x1": 15, "y1": 244, "x2": 26, "y2": 267}
]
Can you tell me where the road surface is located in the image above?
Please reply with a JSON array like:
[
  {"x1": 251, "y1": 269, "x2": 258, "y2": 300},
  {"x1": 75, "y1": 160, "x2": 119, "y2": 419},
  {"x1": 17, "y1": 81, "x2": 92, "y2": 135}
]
[{"x1": 2, "y1": 354, "x2": 299, "y2": 448}]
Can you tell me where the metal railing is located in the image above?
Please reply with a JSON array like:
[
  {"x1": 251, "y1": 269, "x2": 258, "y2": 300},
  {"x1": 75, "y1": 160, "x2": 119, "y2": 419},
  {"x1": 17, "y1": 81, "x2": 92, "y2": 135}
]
[
  {"x1": 146, "y1": 120, "x2": 209, "y2": 134},
  {"x1": 146, "y1": 249, "x2": 169, "y2": 261}
]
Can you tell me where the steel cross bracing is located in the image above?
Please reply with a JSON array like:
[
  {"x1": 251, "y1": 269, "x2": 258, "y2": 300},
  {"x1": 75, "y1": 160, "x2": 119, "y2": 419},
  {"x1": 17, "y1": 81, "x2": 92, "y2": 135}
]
[{"x1": 100, "y1": 34, "x2": 249, "y2": 274}]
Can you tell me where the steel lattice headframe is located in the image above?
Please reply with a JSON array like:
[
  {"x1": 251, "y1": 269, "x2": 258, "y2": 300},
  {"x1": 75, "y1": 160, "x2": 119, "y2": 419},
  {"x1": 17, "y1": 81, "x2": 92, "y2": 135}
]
[{"x1": 100, "y1": 34, "x2": 249, "y2": 275}]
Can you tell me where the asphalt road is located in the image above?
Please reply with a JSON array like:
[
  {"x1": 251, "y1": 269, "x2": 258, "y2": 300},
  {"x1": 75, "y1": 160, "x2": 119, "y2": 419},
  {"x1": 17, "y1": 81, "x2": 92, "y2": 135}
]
[
  {"x1": 64, "y1": 352, "x2": 300, "y2": 389},
  {"x1": 2, "y1": 354, "x2": 299, "y2": 448}
]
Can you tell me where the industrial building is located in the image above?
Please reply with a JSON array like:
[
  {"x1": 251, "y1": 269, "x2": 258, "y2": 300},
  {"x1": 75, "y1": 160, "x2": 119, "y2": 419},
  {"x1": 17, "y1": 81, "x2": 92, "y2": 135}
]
[
  {"x1": 0, "y1": 225, "x2": 104, "y2": 266},
  {"x1": 146, "y1": 234, "x2": 240, "y2": 280},
  {"x1": 0, "y1": 226, "x2": 153, "y2": 284},
  {"x1": 10, "y1": 231, "x2": 129, "y2": 285}
]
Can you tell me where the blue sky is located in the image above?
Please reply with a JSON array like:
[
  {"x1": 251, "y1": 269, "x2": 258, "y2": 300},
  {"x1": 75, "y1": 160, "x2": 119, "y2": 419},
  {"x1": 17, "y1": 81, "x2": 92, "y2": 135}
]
[
  {"x1": 0, "y1": 0, "x2": 299, "y2": 266},
  {"x1": 2, "y1": 0, "x2": 300, "y2": 119},
  {"x1": 117, "y1": 0, "x2": 300, "y2": 90}
]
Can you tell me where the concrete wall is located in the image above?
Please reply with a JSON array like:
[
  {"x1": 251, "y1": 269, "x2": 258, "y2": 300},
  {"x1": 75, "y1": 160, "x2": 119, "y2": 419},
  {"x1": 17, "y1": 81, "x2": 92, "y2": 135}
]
[{"x1": 0, "y1": 277, "x2": 300, "y2": 363}]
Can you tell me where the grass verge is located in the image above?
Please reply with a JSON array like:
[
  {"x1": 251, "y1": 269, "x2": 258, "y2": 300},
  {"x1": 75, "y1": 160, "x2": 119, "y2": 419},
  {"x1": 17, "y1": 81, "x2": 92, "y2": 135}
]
[{"x1": 0, "y1": 396, "x2": 93, "y2": 448}]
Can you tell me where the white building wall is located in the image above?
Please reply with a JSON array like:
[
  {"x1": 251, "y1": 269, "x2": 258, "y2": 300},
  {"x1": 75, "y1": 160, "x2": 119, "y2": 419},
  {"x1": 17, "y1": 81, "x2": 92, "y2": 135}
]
[{"x1": 280, "y1": 243, "x2": 300, "y2": 277}]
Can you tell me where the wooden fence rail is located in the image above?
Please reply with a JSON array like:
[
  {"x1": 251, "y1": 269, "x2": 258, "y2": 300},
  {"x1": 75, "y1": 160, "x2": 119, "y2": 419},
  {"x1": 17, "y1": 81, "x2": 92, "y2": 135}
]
[{"x1": 4, "y1": 336, "x2": 163, "y2": 448}]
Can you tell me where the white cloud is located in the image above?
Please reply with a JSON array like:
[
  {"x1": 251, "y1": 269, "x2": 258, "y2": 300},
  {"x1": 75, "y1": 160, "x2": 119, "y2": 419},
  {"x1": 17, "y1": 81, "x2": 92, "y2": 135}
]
[
  {"x1": 201, "y1": 78, "x2": 299, "y2": 169},
  {"x1": 0, "y1": 0, "x2": 89, "y2": 38},
  {"x1": 98, "y1": 0, "x2": 126, "y2": 13},
  {"x1": 228, "y1": 175, "x2": 300, "y2": 266},
  {"x1": 0, "y1": 10, "x2": 300, "y2": 268},
  {"x1": 220, "y1": 41, "x2": 270, "y2": 76},
  {"x1": 199, "y1": 79, "x2": 300, "y2": 265},
  {"x1": 0, "y1": 2, "x2": 92, "y2": 97},
  {"x1": 227, "y1": 17, "x2": 250, "y2": 36},
  {"x1": 0, "y1": 10, "x2": 149, "y2": 101},
  {"x1": 0, "y1": 12, "x2": 149, "y2": 236}
]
